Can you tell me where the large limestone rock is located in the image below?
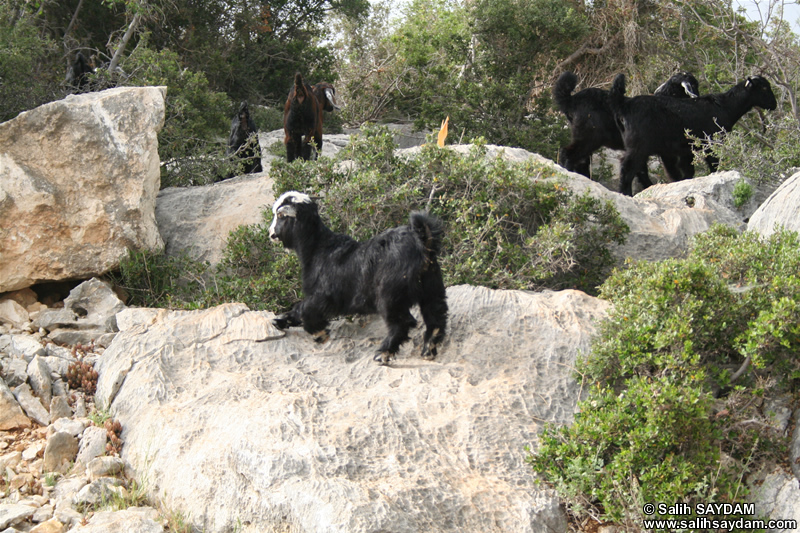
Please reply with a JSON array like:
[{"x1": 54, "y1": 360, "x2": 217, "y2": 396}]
[
  {"x1": 155, "y1": 173, "x2": 275, "y2": 266},
  {"x1": 748, "y1": 171, "x2": 800, "y2": 237},
  {"x1": 0, "y1": 87, "x2": 166, "y2": 293},
  {"x1": 96, "y1": 285, "x2": 610, "y2": 533}
]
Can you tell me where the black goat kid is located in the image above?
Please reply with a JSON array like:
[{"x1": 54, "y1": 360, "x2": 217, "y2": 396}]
[
  {"x1": 553, "y1": 71, "x2": 699, "y2": 181},
  {"x1": 269, "y1": 192, "x2": 448, "y2": 365},
  {"x1": 610, "y1": 73, "x2": 777, "y2": 196},
  {"x1": 226, "y1": 101, "x2": 263, "y2": 177},
  {"x1": 283, "y1": 73, "x2": 321, "y2": 162}
]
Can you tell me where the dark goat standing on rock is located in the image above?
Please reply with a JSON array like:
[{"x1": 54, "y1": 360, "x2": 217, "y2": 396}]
[
  {"x1": 65, "y1": 51, "x2": 95, "y2": 93},
  {"x1": 284, "y1": 73, "x2": 321, "y2": 162},
  {"x1": 269, "y1": 191, "x2": 448, "y2": 365},
  {"x1": 553, "y1": 71, "x2": 699, "y2": 180},
  {"x1": 227, "y1": 101, "x2": 263, "y2": 176},
  {"x1": 609, "y1": 73, "x2": 777, "y2": 196}
]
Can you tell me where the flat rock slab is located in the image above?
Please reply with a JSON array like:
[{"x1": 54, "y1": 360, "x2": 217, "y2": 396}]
[{"x1": 97, "y1": 285, "x2": 610, "y2": 533}]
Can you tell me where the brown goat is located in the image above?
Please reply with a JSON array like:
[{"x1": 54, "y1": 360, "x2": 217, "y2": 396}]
[{"x1": 283, "y1": 73, "x2": 321, "y2": 162}]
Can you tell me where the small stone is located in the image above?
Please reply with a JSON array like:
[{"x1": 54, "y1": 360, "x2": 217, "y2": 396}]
[
  {"x1": 8, "y1": 335, "x2": 46, "y2": 362},
  {"x1": 75, "y1": 426, "x2": 107, "y2": 467},
  {"x1": 42, "y1": 432, "x2": 78, "y2": 474},
  {"x1": 48, "y1": 396, "x2": 72, "y2": 423},
  {"x1": 29, "y1": 518, "x2": 65, "y2": 533},
  {"x1": 22, "y1": 441, "x2": 45, "y2": 462},
  {"x1": 31, "y1": 504, "x2": 55, "y2": 524},
  {"x1": 13, "y1": 384, "x2": 50, "y2": 427},
  {"x1": 27, "y1": 355, "x2": 54, "y2": 407},
  {"x1": 47, "y1": 418, "x2": 86, "y2": 438},
  {"x1": 0, "y1": 379, "x2": 31, "y2": 430},
  {"x1": 0, "y1": 299, "x2": 30, "y2": 329},
  {"x1": 0, "y1": 503, "x2": 36, "y2": 529},
  {"x1": 87, "y1": 456, "x2": 124, "y2": 481},
  {"x1": 73, "y1": 477, "x2": 122, "y2": 507},
  {"x1": 2, "y1": 358, "x2": 29, "y2": 388}
]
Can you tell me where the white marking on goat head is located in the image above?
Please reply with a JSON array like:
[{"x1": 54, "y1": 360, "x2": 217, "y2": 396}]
[{"x1": 269, "y1": 191, "x2": 313, "y2": 241}]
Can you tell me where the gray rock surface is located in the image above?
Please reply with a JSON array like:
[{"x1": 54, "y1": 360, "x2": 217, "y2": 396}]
[
  {"x1": 96, "y1": 285, "x2": 609, "y2": 533},
  {"x1": 0, "y1": 87, "x2": 166, "y2": 292},
  {"x1": 748, "y1": 171, "x2": 800, "y2": 236}
]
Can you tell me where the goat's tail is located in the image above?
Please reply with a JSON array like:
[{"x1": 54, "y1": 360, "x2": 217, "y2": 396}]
[
  {"x1": 410, "y1": 212, "x2": 444, "y2": 257},
  {"x1": 608, "y1": 73, "x2": 627, "y2": 116},
  {"x1": 553, "y1": 71, "x2": 578, "y2": 115}
]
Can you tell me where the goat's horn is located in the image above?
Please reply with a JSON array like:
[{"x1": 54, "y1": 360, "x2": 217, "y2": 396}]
[{"x1": 325, "y1": 88, "x2": 341, "y2": 110}]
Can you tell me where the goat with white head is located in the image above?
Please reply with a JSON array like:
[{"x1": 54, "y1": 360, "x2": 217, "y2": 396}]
[{"x1": 269, "y1": 191, "x2": 448, "y2": 365}]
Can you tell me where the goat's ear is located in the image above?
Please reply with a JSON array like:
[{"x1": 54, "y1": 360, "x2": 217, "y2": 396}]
[{"x1": 277, "y1": 204, "x2": 297, "y2": 218}]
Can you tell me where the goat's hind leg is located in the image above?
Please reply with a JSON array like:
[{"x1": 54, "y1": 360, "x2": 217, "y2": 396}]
[
  {"x1": 373, "y1": 307, "x2": 416, "y2": 366},
  {"x1": 419, "y1": 270, "x2": 448, "y2": 360}
]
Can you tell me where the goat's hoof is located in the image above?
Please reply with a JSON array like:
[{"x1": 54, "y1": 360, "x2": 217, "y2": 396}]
[
  {"x1": 312, "y1": 329, "x2": 330, "y2": 343},
  {"x1": 421, "y1": 343, "x2": 438, "y2": 361},
  {"x1": 373, "y1": 351, "x2": 394, "y2": 366}
]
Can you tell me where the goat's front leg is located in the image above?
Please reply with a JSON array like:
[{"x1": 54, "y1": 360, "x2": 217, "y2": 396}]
[{"x1": 273, "y1": 302, "x2": 303, "y2": 331}]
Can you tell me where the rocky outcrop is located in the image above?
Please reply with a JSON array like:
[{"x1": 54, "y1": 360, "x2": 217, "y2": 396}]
[
  {"x1": 155, "y1": 173, "x2": 274, "y2": 266},
  {"x1": 748, "y1": 171, "x2": 800, "y2": 236},
  {"x1": 95, "y1": 285, "x2": 608, "y2": 533},
  {"x1": 0, "y1": 87, "x2": 167, "y2": 293}
]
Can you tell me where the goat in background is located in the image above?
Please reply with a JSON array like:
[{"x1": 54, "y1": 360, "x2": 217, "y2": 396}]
[
  {"x1": 283, "y1": 73, "x2": 321, "y2": 162},
  {"x1": 553, "y1": 71, "x2": 700, "y2": 183},
  {"x1": 609, "y1": 73, "x2": 777, "y2": 196}
]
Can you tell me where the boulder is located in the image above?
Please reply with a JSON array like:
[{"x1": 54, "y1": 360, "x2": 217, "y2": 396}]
[
  {"x1": 0, "y1": 87, "x2": 166, "y2": 293},
  {"x1": 748, "y1": 170, "x2": 800, "y2": 237},
  {"x1": 34, "y1": 278, "x2": 126, "y2": 347},
  {"x1": 96, "y1": 285, "x2": 610, "y2": 533},
  {"x1": 155, "y1": 173, "x2": 275, "y2": 267}
]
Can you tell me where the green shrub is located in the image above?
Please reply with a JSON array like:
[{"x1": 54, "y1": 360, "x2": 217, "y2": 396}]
[
  {"x1": 528, "y1": 224, "x2": 800, "y2": 530},
  {"x1": 270, "y1": 125, "x2": 629, "y2": 295},
  {"x1": 690, "y1": 115, "x2": 800, "y2": 186},
  {"x1": 121, "y1": 37, "x2": 233, "y2": 188}
]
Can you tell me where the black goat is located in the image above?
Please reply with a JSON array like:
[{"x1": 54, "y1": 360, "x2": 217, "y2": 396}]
[
  {"x1": 65, "y1": 51, "x2": 95, "y2": 93},
  {"x1": 654, "y1": 71, "x2": 700, "y2": 98},
  {"x1": 609, "y1": 73, "x2": 777, "y2": 196},
  {"x1": 268, "y1": 191, "x2": 448, "y2": 365},
  {"x1": 283, "y1": 73, "x2": 321, "y2": 162},
  {"x1": 553, "y1": 71, "x2": 699, "y2": 181},
  {"x1": 226, "y1": 101, "x2": 263, "y2": 176}
]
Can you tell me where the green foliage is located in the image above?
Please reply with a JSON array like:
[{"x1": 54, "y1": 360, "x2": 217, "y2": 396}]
[
  {"x1": 114, "y1": 218, "x2": 301, "y2": 313},
  {"x1": 121, "y1": 38, "x2": 234, "y2": 188},
  {"x1": 732, "y1": 178, "x2": 754, "y2": 208},
  {"x1": 0, "y1": 9, "x2": 62, "y2": 121},
  {"x1": 529, "y1": 224, "x2": 800, "y2": 530},
  {"x1": 691, "y1": 115, "x2": 800, "y2": 185},
  {"x1": 271, "y1": 125, "x2": 629, "y2": 294}
]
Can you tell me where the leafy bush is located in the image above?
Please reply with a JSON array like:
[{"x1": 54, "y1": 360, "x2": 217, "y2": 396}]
[
  {"x1": 271, "y1": 125, "x2": 629, "y2": 294},
  {"x1": 0, "y1": 10, "x2": 62, "y2": 122},
  {"x1": 690, "y1": 114, "x2": 800, "y2": 186},
  {"x1": 121, "y1": 37, "x2": 234, "y2": 188},
  {"x1": 529, "y1": 224, "x2": 800, "y2": 530}
]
